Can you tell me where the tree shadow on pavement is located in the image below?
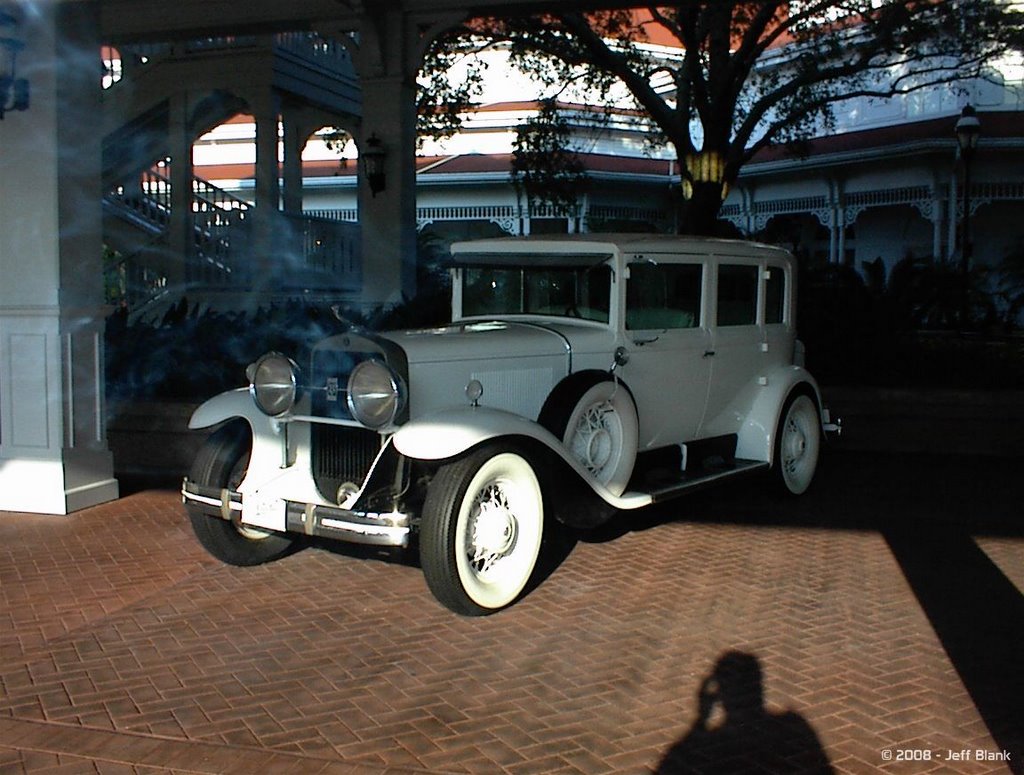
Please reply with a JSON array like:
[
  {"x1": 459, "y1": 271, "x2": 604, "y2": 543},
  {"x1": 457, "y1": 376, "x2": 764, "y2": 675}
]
[
  {"x1": 583, "y1": 450, "x2": 1022, "y2": 539},
  {"x1": 884, "y1": 528, "x2": 1024, "y2": 773},
  {"x1": 657, "y1": 651, "x2": 833, "y2": 775},
  {"x1": 586, "y1": 450, "x2": 1023, "y2": 773}
]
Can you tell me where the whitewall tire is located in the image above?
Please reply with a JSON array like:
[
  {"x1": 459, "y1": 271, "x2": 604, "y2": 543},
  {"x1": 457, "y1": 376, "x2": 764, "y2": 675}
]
[
  {"x1": 420, "y1": 445, "x2": 545, "y2": 615},
  {"x1": 187, "y1": 420, "x2": 296, "y2": 565},
  {"x1": 774, "y1": 393, "x2": 821, "y2": 495},
  {"x1": 560, "y1": 381, "x2": 638, "y2": 496}
]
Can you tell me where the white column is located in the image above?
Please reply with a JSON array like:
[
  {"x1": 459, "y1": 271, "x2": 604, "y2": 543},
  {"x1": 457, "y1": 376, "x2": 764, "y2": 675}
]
[
  {"x1": 281, "y1": 108, "x2": 306, "y2": 216},
  {"x1": 947, "y1": 177, "x2": 959, "y2": 261},
  {"x1": 251, "y1": 89, "x2": 281, "y2": 284},
  {"x1": 358, "y1": 75, "x2": 417, "y2": 303},
  {"x1": 828, "y1": 211, "x2": 839, "y2": 264},
  {"x1": 0, "y1": 1, "x2": 118, "y2": 514},
  {"x1": 167, "y1": 92, "x2": 192, "y2": 288},
  {"x1": 837, "y1": 209, "x2": 847, "y2": 265},
  {"x1": 355, "y1": 9, "x2": 417, "y2": 303}
]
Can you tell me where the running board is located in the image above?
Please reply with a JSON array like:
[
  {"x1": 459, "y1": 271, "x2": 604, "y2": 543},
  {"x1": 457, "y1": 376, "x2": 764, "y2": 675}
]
[{"x1": 647, "y1": 459, "x2": 769, "y2": 502}]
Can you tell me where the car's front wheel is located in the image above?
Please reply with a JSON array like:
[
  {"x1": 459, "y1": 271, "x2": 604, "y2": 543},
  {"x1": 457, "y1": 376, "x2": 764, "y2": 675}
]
[
  {"x1": 419, "y1": 445, "x2": 545, "y2": 615},
  {"x1": 188, "y1": 420, "x2": 297, "y2": 566},
  {"x1": 773, "y1": 392, "x2": 821, "y2": 495}
]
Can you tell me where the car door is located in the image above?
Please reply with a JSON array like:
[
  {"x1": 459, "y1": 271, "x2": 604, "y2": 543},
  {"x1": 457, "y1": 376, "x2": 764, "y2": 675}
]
[
  {"x1": 619, "y1": 258, "x2": 711, "y2": 450},
  {"x1": 701, "y1": 261, "x2": 764, "y2": 438}
]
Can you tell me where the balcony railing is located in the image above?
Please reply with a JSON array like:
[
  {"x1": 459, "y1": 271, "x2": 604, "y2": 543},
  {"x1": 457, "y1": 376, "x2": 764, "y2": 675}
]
[
  {"x1": 102, "y1": 32, "x2": 355, "y2": 90},
  {"x1": 106, "y1": 168, "x2": 361, "y2": 312}
]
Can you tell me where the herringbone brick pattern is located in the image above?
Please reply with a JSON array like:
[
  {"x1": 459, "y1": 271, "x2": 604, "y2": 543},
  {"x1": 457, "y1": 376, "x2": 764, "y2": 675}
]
[{"x1": 0, "y1": 453, "x2": 1020, "y2": 774}]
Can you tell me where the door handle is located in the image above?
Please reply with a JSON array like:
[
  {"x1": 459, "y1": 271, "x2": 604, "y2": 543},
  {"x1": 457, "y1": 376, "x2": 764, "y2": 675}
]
[{"x1": 703, "y1": 350, "x2": 716, "y2": 358}]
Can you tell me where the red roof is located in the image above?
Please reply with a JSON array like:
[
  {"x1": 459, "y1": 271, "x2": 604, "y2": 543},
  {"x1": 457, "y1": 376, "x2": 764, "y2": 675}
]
[
  {"x1": 193, "y1": 111, "x2": 1019, "y2": 183},
  {"x1": 753, "y1": 111, "x2": 1021, "y2": 164},
  {"x1": 195, "y1": 151, "x2": 676, "y2": 184}
]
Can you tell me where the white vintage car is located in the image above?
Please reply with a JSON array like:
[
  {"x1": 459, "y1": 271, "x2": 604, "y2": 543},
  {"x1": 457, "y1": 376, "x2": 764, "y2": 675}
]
[{"x1": 182, "y1": 235, "x2": 837, "y2": 615}]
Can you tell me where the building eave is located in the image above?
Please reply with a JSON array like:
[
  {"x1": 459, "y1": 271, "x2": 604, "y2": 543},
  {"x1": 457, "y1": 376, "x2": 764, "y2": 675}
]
[{"x1": 743, "y1": 110, "x2": 1024, "y2": 177}]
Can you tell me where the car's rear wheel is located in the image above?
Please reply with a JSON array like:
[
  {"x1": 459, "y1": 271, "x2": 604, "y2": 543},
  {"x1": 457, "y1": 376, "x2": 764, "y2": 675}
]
[
  {"x1": 420, "y1": 445, "x2": 544, "y2": 615},
  {"x1": 554, "y1": 380, "x2": 638, "y2": 496},
  {"x1": 188, "y1": 420, "x2": 296, "y2": 566},
  {"x1": 773, "y1": 392, "x2": 821, "y2": 495}
]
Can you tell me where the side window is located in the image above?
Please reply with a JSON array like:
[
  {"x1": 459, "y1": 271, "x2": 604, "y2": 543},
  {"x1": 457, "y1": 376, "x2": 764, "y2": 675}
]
[
  {"x1": 765, "y1": 265, "x2": 786, "y2": 325},
  {"x1": 717, "y1": 265, "x2": 758, "y2": 326},
  {"x1": 626, "y1": 262, "x2": 702, "y2": 330}
]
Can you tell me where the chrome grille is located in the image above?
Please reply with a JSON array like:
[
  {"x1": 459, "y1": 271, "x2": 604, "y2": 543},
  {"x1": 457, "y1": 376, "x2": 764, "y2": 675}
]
[{"x1": 311, "y1": 425, "x2": 382, "y2": 502}]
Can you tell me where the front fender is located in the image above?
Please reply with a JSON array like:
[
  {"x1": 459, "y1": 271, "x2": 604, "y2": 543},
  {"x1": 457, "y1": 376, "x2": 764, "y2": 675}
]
[
  {"x1": 189, "y1": 387, "x2": 262, "y2": 430},
  {"x1": 392, "y1": 406, "x2": 562, "y2": 461},
  {"x1": 187, "y1": 388, "x2": 308, "y2": 508},
  {"x1": 736, "y1": 366, "x2": 824, "y2": 463},
  {"x1": 392, "y1": 406, "x2": 652, "y2": 510}
]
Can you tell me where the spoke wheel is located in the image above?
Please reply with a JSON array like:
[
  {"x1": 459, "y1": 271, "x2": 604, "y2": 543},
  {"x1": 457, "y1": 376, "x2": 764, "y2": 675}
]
[
  {"x1": 420, "y1": 445, "x2": 544, "y2": 615},
  {"x1": 187, "y1": 420, "x2": 296, "y2": 566},
  {"x1": 773, "y1": 393, "x2": 821, "y2": 496},
  {"x1": 560, "y1": 381, "x2": 638, "y2": 496}
]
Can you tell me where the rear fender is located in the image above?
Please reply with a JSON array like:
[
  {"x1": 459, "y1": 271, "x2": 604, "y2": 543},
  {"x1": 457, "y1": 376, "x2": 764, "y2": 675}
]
[{"x1": 736, "y1": 367, "x2": 823, "y2": 464}]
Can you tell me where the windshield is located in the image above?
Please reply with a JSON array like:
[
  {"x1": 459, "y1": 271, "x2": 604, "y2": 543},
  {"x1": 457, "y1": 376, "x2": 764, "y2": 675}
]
[{"x1": 461, "y1": 262, "x2": 612, "y2": 323}]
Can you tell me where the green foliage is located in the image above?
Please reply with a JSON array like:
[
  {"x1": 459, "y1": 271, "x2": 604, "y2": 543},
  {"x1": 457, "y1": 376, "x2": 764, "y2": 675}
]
[
  {"x1": 995, "y1": 244, "x2": 1024, "y2": 328},
  {"x1": 103, "y1": 246, "x2": 127, "y2": 306},
  {"x1": 106, "y1": 302, "x2": 343, "y2": 402},
  {"x1": 320, "y1": 127, "x2": 354, "y2": 170},
  {"x1": 426, "y1": 2, "x2": 1020, "y2": 234},
  {"x1": 797, "y1": 256, "x2": 1023, "y2": 388},
  {"x1": 417, "y1": 30, "x2": 491, "y2": 147},
  {"x1": 106, "y1": 234, "x2": 455, "y2": 402},
  {"x1": 511, "y1": 100, "x2": 589, "y2": 217}
]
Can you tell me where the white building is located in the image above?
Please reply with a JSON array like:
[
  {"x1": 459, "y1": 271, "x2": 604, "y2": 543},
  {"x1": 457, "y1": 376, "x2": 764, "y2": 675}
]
[{"x1": 191, "y1": 41, "x2": 1024, "y2": 278}]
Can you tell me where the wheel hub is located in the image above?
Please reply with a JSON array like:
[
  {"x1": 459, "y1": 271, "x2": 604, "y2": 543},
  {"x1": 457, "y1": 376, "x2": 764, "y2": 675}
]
[
  {"x1": 470, "y1": 489, "x2": 517, "y2": 566},
  {"x1": 586, "y1": 428, "x2": 613, "y2": 469},
  {"x1": 573, "y1": 401, "x2": 618, "y2": 476},
  {"x1": 784, "y1": 422, "x2": 807, "y2": 464}
]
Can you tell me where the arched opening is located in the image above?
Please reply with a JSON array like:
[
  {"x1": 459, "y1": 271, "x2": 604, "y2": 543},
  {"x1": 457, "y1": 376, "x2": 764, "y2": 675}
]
[{"x1": 755, "y1": 214, "x2": 829, "y2": 267}]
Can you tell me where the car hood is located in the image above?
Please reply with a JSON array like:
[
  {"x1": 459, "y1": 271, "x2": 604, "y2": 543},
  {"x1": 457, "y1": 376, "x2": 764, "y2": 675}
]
[{"x1": 382, "y1": 321, "x2": 573, "y2": 365}]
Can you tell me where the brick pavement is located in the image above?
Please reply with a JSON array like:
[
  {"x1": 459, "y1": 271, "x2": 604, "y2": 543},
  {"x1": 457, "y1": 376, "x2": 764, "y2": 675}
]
[{"x1": 1, "y1": 452, "x2": 1020, "y2": 774}]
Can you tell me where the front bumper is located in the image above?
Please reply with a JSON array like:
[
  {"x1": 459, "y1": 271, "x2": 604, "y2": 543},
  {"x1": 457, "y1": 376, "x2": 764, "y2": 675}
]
[{"x1": 181, "y1": 480, "x2": 411, "y2": 548}]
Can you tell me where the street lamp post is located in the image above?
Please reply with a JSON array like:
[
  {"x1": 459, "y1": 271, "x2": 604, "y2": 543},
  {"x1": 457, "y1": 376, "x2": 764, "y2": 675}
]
[{"x1": 954, "y1": 105, "x2": 981, "y2": 330}]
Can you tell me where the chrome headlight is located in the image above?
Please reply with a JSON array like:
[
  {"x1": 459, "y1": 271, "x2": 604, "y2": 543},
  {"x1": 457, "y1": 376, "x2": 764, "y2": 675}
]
[
  {"x1": 249, "y1": 353, "x2": 300, "y2": 417},
  {"x1": 346, "y1": 359, "x2": 404, "y2": 429}
]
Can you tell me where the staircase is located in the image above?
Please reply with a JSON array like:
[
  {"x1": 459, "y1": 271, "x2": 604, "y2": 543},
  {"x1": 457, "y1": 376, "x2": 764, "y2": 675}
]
[{"x1": 101, "y1": 33, "x2": 363, "y2": 321}]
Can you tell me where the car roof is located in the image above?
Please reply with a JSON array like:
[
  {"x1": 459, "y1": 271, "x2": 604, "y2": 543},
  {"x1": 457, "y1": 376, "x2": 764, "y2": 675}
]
[{"x1": 450, "y1": 234, "x2": 793, "y2": 263}]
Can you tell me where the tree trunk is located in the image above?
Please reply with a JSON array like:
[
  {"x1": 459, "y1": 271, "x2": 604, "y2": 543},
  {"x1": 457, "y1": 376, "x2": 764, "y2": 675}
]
[{"x1": 676, "y1": 180, "x2": 728, "y2": 236}]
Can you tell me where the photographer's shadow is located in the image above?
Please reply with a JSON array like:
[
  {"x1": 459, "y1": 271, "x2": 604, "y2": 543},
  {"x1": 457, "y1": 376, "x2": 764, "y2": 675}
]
[{"x1": 658, "y1": 651, "x2": 834, "y2": 775}]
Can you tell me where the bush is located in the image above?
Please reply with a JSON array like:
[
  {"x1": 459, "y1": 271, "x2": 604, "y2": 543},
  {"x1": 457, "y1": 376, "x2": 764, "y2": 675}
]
[
  {"x1": 105, "y1": 301, "x2": 354, "y2": 402},
  {"x1": 797, "y1": 256, "x2": 1024, "y2": 389},
  {"x1": 106, "y1": 231, "x2": 457, "y2": 403}
]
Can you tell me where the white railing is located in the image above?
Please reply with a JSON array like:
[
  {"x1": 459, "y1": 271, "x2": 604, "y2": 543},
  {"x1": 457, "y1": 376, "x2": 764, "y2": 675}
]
[{"x1": 285, "y1": 213, "x2": 362, "y2": 287}]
